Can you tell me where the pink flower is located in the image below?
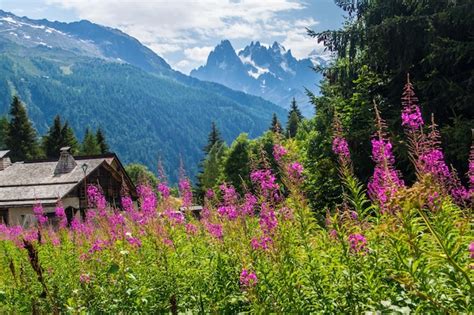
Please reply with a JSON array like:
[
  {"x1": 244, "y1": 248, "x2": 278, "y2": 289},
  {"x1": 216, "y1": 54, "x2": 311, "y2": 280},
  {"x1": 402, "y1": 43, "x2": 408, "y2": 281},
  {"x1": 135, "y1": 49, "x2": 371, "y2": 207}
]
[
  {"x1": 469, "y1": 242, "x2": 474, "y2": 259},
  {"x1": 273, "y1": 144, "x2": 287, "y2": 161},
  {"x1": 288, "y1": 161, "x2": 304, "y2": 179},
  {"x1": 126, "y1": 236, "x2": 142, "y2": 248},
  {"x1": 179, "y1": 178, "x2": 193, "y2": 208},
  {"x1": 401, "y1": 79, "x2": 424, "y2": 130},
  {"x1": 79, "y1": 274, "x2": 91, "y2": 284},
  {"x1": 157, "y1": 182, "x2": 171, "y2": 199},
  {"x1": 332, "y1": 137, "x2": 350, "y2": 160},
  {"x1": 185, "y1": 223, "x2": 198, "y2": 235},
  {"x1": 33, "y1": 203, "x2": 48, "y2": 226},
  {"x1": 206, "y1": 223, "x2": 223, "y2": 240},
  {"x1": 241, "y1": 193, "x2": 257, "y2": 216},
  {"x1": 348, "y1": 233, "x2": 367, "y2": 253},
  {"x1": 87, "y1": 185, "x2": 107, "y2": 214},
  {"x1": 240, "y1": 269, "x2": 258, "y2": 287},
  {"x1": 137, "y1": 185, "x2": 157, "y2": 219},
  {"x1": 205, "y1": 189, "x2": 215, "y2": 200},
  {"x1": 251, "y1": 236, "x2": 273, "y2": 251},
  {"x1": 250, "y1": 169, "x2": 280, "y2": 200},
  {"x1": 164, "y1": 209, "x2": 185, "y2": 225},
  {"x1": 259, "y1": 203, "x2": 278, "y2": 235},
  {"x1": 54, "y1": 204, "x2": 68, "y2": 228}
]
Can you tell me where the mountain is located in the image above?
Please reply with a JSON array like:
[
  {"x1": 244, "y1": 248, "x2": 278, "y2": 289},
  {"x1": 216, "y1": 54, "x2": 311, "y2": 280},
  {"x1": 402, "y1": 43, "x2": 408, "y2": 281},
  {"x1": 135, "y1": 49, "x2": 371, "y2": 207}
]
[
  {"x1": 191, "y1": 40, "x2": 330, "y2": 116},
  {"x1": 0, "y1": 11, "x2": 286, "y2": 182}
]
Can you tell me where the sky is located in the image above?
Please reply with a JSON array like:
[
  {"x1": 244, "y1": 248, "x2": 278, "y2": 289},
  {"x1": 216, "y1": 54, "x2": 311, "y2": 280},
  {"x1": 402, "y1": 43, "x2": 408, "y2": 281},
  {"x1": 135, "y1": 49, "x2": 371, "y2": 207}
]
[{"x1": 0, "y1": 0, "x2": 345, "y2": 74}]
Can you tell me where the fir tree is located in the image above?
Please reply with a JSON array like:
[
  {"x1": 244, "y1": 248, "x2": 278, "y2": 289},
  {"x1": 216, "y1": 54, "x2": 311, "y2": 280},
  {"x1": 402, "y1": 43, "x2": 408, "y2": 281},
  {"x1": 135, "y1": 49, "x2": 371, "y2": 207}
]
[
  {"x1": 0, "y1": 116, "x2": 8, "y2": 150},
  {"x1": 81, "y1": 127, "x2": 100, "y2": 155},
  {"x1": 5, "y1": 96, "x2": 39, "y2": 161},
  {"x1": 43, "y1": 115, "x2": 63, "y2": 158},
  {"x1": 224, "y1": 133, "x2": 251, "y2": 194},
  {"x1": 270, "y1": 113, "x2": 282, "y2": 133},
  {"x1": 42, "y1": 116, "x2": 79, "y2": 158},
  {"x1": 61, "y1": 122, "x2": 79, "y2": 154},
  {"x1": 204, "y1": 122, "x2": 223, "y2": 154},
  {"x1": 196, "y1": 142, "x2": 226, "y2": 199},
  {"x1": 96, "y1": 127, "x2": 109, "y2": 154},
  {"x1": 286, "y1": 98, "x2": 302, "y2": 138}
]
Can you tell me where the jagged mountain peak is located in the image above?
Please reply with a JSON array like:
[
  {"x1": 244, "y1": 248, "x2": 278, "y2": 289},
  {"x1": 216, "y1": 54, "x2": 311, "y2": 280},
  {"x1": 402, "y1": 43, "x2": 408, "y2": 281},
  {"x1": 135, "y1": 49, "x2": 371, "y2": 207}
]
[{"x1": 192, "y1": 39, "x2": 328, "y2": 116}]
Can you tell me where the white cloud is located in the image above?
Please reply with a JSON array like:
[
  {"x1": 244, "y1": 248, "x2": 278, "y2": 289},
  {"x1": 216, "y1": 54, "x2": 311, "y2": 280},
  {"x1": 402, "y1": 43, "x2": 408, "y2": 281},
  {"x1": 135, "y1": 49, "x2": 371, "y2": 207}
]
[
  {"x1": 184, "y1": 46, "x2": 214, "y2": 63},
  {"x1": 282, "y1": 28, "x2": 325, "y2": 59},
  {"x1": 45, "y1": 0, "x2": 325, "y2": 72}
]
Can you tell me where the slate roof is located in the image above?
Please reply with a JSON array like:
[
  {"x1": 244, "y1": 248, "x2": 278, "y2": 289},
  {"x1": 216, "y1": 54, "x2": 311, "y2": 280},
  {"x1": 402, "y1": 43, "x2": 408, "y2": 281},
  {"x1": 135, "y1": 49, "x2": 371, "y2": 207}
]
[{"x1": 0, "y1": 156, "x2": 110, "y2": 207}]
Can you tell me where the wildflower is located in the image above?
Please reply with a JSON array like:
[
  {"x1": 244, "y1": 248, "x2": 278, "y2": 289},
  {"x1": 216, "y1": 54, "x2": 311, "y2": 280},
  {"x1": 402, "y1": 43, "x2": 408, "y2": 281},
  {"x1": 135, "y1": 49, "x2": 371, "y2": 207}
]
[
  {"x1": 469, "y1": 242, "x2": 474, "y2": 259},
  {"x1": 368, "y1": 105, "x2": 404, "y2": 211},
  {"x1": 240, "y1": 269, "x2": 258, "y2": 287},
  {"x1": 329, "y1": 229, "x2": 338, "y2": 239},
  {"x1": 185, "y1": 223, "x2": 198, "y2": 235},
  {"x1": 157, "y1": 182, "x2": 171, "y2": 199},
  {"x1": 54, "y1": 204, "x2": 68, "y2": 228},
  {"x1": 33, "y1": 203, "x2": 48, "y2": 226},
  {"x1": 217, "y1": 205, "x2": 238, "y2": 220},
  {"x1": 164, "y1": 209, "x2": 185, "y2": 225},
  {"x1": 179, "y1": 178, "x2": 193, "y2": 208},
  {"x1": 251, "y1": 169, "x2": 280, "y2": 200},
  {"x1": 137, "y1": 185, "x2": 157, "y2": 218},
  {"x1": 288, "y1": 161, "x2": 304, "y2": 180},
  {"x1": 220, "y1": 183, "x2": 238, "y2": 205},
  {"x1": 205, "y1": 188, "x2": 215, "y2": 200},
  {"x1": 401, "y1": 76, "x2": 424, "y2": 130},
  {"x1": 332, "y1": 137, "x2": 350, "y2": 160},
  {"x1": 89, "y1": 239, "x2": 108, "y2": 253},
  {"x1": 163, "y1": 238, "x2": 174, "y2": 247},
  {"x1": 259, "y1": 203, "x2": 278, "y2": 235},
  {"x1": 206, "y1": 223, "x2": 223, "y2": 240},
  {"x1": 241, "y1": 193, "x2": 257, "y2": 216},
  {"x1": 79, "y1": 273, "x2": 91, "y2": 284},
  {"x1": 273, "y1": 144, "x2": 287, "y2": 161},
  {"x1": 121, "y1": 196, "x2": 134, "y2": 212},
  {"x1": 251, "y1": 236, "x2": 273, "y2": 251},
  {"x1": 126, "y1": 236, "x2": 142, "y2": 248},
  {"x1": 87, "y1": 185, "x2": 107, "y2": 214},
  {"x1": 348, "y1": 233, "x2": 368, "y2": 253}
]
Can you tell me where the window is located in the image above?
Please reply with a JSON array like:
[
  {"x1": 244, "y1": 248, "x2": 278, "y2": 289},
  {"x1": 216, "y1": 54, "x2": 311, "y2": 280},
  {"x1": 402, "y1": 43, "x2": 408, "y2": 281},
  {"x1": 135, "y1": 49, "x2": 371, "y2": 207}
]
[{"x1": 0, "y1": 208, "x2": 8, "y2": 225}]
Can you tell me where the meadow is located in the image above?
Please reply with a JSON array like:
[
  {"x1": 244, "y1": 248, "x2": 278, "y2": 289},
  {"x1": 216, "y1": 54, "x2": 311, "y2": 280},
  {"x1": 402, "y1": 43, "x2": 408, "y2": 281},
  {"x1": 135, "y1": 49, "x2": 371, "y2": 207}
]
[{"x1": 0, "y1": 80, "x2": 472, "y2": 313}]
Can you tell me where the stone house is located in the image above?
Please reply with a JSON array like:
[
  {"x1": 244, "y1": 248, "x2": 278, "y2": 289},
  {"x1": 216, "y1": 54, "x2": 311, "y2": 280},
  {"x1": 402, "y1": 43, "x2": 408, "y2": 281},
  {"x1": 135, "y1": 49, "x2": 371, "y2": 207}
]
[{"x1": 0, "y1": 147, "x2": 136, "y2": 226}]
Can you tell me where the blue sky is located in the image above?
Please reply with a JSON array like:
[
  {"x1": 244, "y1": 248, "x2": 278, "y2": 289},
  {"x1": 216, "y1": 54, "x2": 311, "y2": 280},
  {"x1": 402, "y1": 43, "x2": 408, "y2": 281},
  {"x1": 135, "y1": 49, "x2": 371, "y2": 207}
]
[{"x1": 0, "y1": 0, "x2": 345, "y2": 73}]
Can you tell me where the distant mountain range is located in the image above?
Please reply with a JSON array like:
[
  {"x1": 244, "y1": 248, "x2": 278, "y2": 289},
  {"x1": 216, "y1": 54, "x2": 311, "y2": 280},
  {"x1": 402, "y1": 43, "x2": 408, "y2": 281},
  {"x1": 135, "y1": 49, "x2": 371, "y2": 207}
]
[
  {"x1": 0, "y1": 10, "x2": 286, "y2": 182},
  {"x1": 191, "y1": 40, "x2": 330, "y2": 116}
]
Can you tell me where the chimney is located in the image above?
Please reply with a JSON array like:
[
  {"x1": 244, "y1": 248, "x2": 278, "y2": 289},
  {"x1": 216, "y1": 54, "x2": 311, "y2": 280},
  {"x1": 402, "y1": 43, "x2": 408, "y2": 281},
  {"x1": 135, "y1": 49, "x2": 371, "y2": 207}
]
[
  {"x1": 54, "y1": 147, "x2": 77, "y2": 175},
  {"x1": 0, "y1": 150, "x2": 11, "y2": 171}
]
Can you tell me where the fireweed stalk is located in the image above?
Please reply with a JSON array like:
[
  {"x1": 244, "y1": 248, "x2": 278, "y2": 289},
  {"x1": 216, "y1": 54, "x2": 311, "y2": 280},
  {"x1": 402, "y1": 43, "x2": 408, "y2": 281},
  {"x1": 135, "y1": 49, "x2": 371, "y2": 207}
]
[{"x1": 367, "y1": 102, "x2": 404, "y2": 212}]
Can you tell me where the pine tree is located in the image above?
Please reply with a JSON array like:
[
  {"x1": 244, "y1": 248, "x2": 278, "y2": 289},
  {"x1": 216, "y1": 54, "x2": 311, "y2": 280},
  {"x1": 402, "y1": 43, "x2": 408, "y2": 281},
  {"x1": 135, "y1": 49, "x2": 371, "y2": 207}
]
[
  {"x1": 224, "y1": 133, "x2": 251, "y2": 194},
  {"x1": 5, "y1": 96, "x2": 39, "y2": 161},
  {"x1": 204, "y1": 122, "x2": 223, "y2": 154},
  {"x1": 286, "y1": 98, "x2": 302, "y2": 138},
  {"x1": 0, "y1": 116, "x2": 8, "y2": 150},
  {"x1": 43, "y1": 115, "x2": 63, "y2": 158},
  {"x1": 61, "y1": 122, "x2": 79, "y2": 154},
  {"x1": 81, "y1": 127, "x2": 100, "y2": 155},
  {"x1": 42, "y1": 116, "x2": 79, "y2": 158},
  {"x1": 96, "y1": 127, "x2": 109, "y2": 154},
  {"x1": 270, "y1": 113, "x2": 282, "y2": 133}
]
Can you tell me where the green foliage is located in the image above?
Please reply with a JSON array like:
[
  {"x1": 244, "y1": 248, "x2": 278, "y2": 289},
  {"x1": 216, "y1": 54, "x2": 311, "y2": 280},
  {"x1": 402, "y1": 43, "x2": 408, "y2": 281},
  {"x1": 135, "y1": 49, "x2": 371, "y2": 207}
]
[
  {"x1": 286, "y1": 98, "x2": 303, "y2": 138},
  {"x1": 196, "y1": 143, "x2": 226, "y2": 197},
  {"x1": 0, "y1": 48, "x2": 286, "y2": 183},
  {"x1": 310, "y1": 0, "x2": 473, "y2": 180},
  {"x1": 125, "y1": 163, "x2": 158, "y2": 187},
  {"x1": 223, "y1": 133, "x2": 251, "y2": 194},
  {"x1": 5, "y1": 96, "x2": 40, "y2": 161},
  {"x1": 95, "y1": 128, "x2": 109, "y2": 154},
  {"x1": 0, "y1": 116, "x2": 8, "y2": 150},
  {"x1": 81, "y1": 127, "x2": 100, "y2": 155},
  {"x1": 42, "y1": 115, "x2": 79, "y2": 158},
  {"x1": 269, "y1": 113, "x2": 282, "y2": 134}
]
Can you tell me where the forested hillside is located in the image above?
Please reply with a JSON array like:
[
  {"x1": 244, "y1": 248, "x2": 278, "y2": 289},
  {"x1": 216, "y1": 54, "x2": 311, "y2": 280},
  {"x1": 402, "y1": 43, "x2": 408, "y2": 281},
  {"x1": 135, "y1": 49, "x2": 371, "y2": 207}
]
[
  {"x1": 0, "y1": 43, "x2": 285, "y2": 181},
  {"x1": 0, "y1": 11, "x2": 286, "y2": 182}
]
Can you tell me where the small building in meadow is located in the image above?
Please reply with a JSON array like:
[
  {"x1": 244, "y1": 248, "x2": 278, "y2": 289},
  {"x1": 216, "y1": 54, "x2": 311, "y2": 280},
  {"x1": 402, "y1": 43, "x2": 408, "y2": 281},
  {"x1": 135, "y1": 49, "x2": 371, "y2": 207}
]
[{"x1": 0, "y1": 147, "x2": 137, "y2": 226}]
